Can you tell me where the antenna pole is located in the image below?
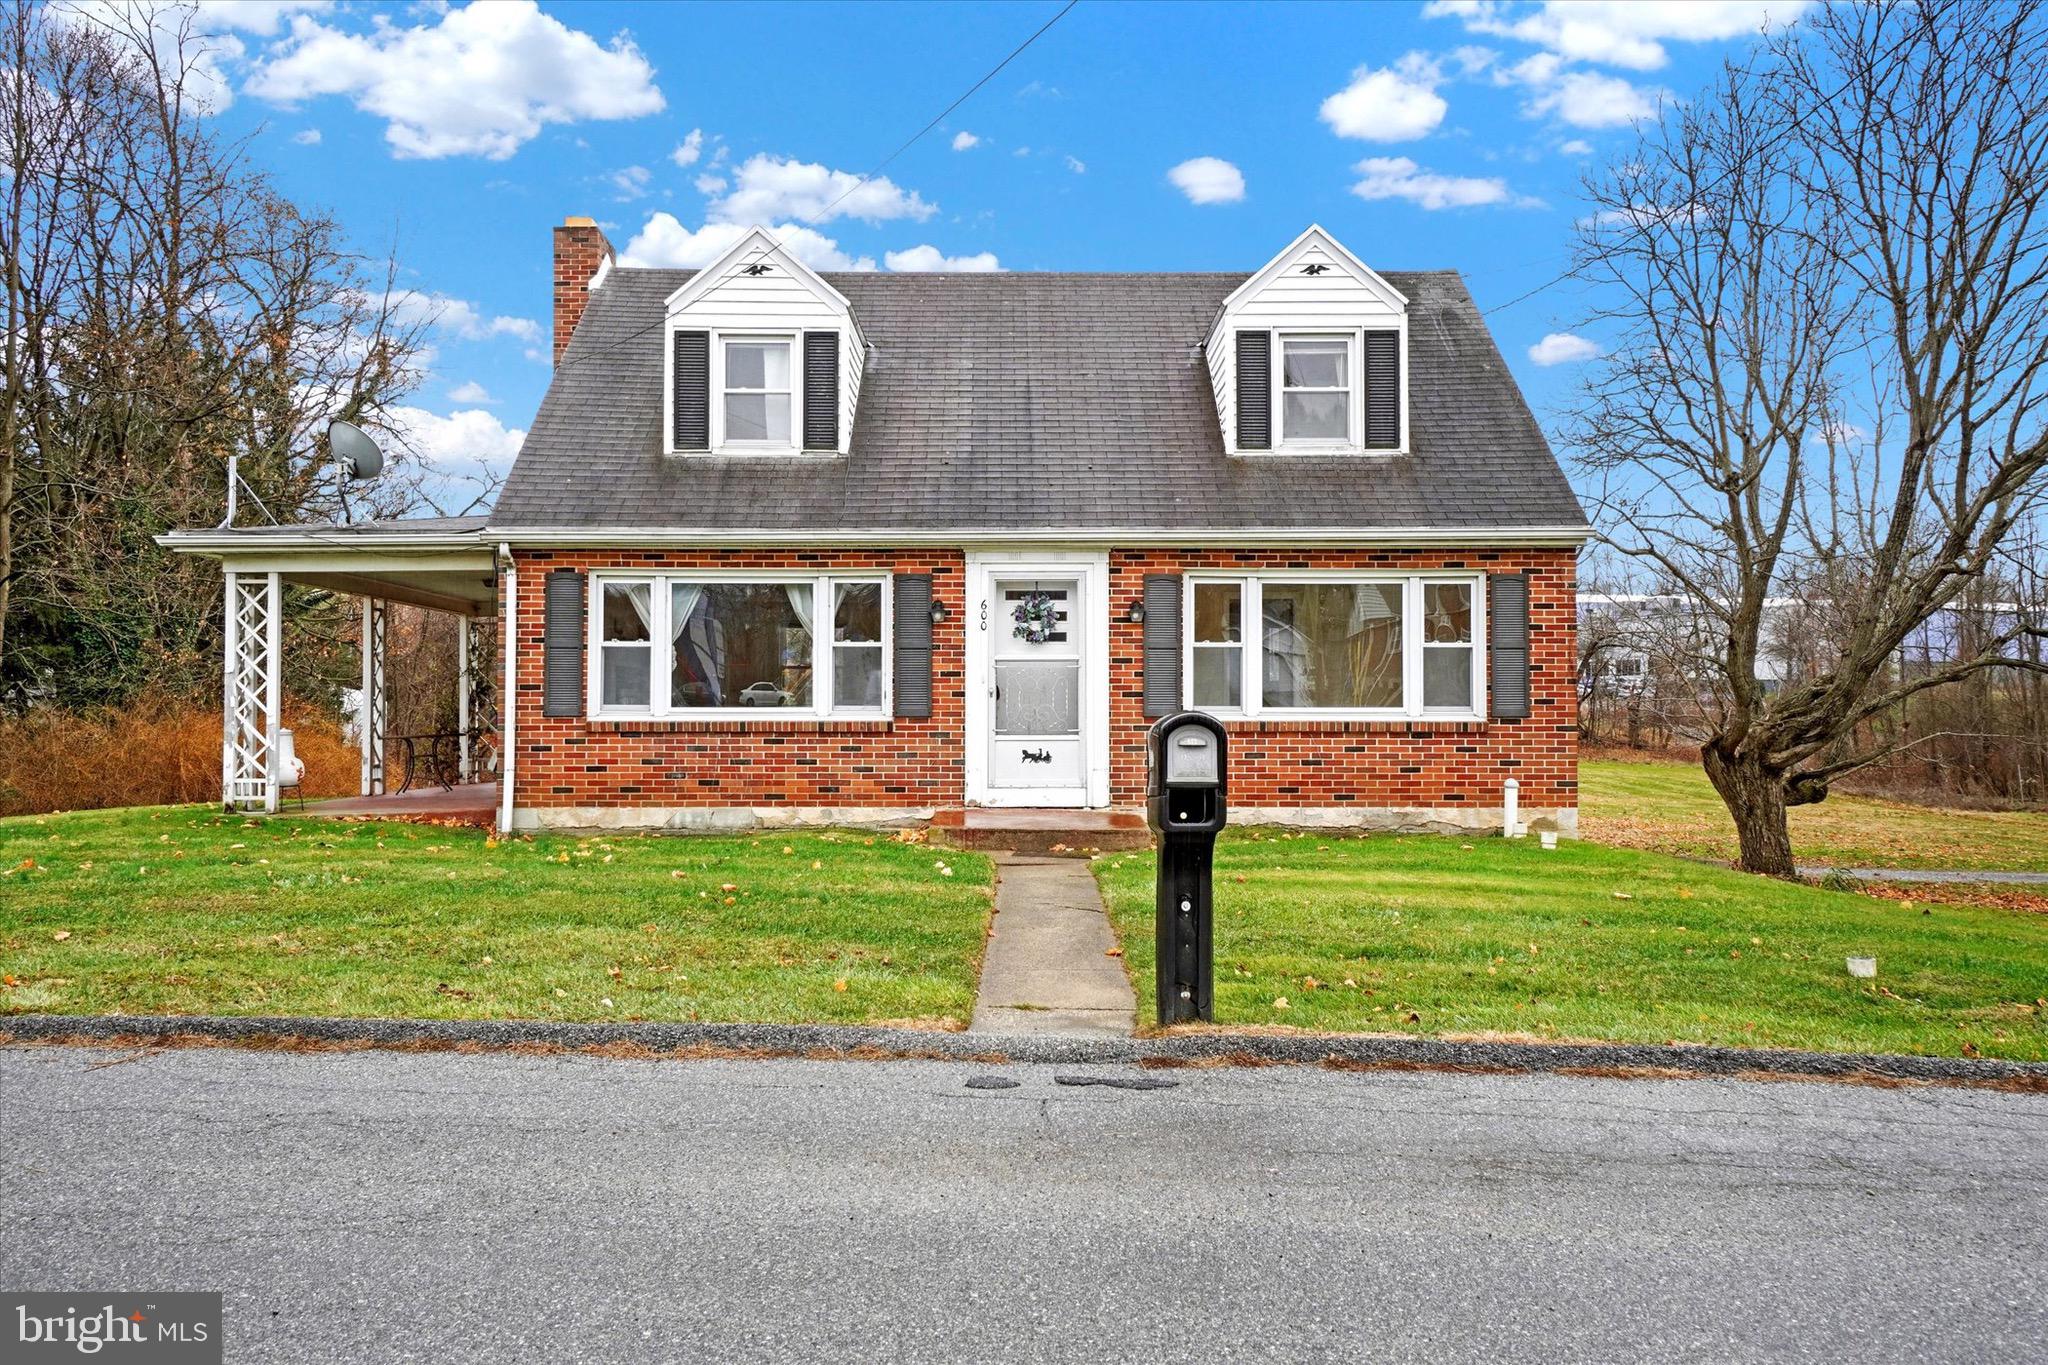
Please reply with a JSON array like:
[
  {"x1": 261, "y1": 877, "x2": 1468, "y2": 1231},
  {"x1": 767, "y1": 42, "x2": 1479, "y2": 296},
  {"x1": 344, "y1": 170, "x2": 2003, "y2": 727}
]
[{"x1": 221, "y1": 454, "x2": 240, "y2": 529}]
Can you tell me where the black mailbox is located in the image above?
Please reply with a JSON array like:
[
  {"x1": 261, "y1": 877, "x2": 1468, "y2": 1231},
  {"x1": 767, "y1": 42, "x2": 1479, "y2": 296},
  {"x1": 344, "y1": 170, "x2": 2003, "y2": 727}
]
[{"x1": 1146, "y1": 711, "x2": 1228, "y2": 1025}]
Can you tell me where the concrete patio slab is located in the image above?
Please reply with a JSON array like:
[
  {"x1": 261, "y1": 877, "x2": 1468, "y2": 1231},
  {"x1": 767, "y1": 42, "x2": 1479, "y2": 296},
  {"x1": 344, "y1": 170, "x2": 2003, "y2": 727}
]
[{"x1": 970, "y1": 853, "x2": 1136, "y2": 1037}]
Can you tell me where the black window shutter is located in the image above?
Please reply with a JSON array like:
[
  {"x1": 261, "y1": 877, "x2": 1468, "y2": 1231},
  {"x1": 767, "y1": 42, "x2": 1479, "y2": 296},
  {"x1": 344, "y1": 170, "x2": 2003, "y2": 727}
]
[
  {"x1": 802, "y1": 331, "x2": 839, "y2": 450},
  {"x1": 1489, "y1": 572, "x2": 1530, "y2": 720},
  {"x1": 542, "y1": 569, "x2": 586, "y2": 718},
  {"x1": 1142, "y1": 574, "x2": 1183, "y2": 718},
  {"x1": 673, "y1": 330, "x2": 709, "y2": 449},
  {"x1": 893, "y1": 574, "x2": 933, "y2": 719},
  {"x1": 1364, "y1": 330, "x2": 1400, "y2": 449},
  {"x1": 1235, "y1": 330, "x2": 1271, "y2": 450}
]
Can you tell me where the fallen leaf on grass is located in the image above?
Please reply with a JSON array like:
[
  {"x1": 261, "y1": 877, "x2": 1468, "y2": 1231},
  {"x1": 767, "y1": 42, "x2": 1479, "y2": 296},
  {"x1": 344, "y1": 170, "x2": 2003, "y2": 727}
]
[
  {"x1": 1273, "y1": 997, "x2": 1291, "y2": 1010},
  {"x1": 1611, "y1": 891, "x2": 1634, "y2": 900},
  {"x1": 51, "y1": 930, "x2": 70, "y2": 942},
  {"x1": 833, "y1": 979, "x2": 849, "y2": 993},
  {"x1": 1104, "y1": 947, "x2": 1123, "y2": 958}
]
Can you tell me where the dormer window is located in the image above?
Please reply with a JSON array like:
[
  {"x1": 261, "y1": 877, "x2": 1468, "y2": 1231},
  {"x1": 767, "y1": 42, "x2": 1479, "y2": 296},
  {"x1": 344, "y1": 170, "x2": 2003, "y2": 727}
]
[
  {"x1": 1279, "y1": 335, "x2": 1351, "y2": 445},
  {"x1": 663, "y1": 225, "x2": 866, "y2": 457},
  {"x1": 722, "y1": 337, "x2": 794, "y2": 446},
  {"x1": 1206, "y1": 225, "x2": 1410, "y2": 456}
]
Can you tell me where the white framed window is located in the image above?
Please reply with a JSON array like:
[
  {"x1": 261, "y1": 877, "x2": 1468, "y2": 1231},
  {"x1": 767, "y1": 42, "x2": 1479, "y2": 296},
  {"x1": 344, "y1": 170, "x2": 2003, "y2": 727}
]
[
  {"x1": 590, "y1": 572, "x2": 889, "y2": 719},
  {"x1": 599, "y1": 580, "x2": 655, "y2": 710},
  {"x1": 1189, "y1": 580, "x2": 1244, "y2": 710},
  {"x1": 720, "y1": 336, "x2": 795, "y2": 447},
  {"x1": 1184, "y1": 572, "x2": 1486, "y2": 720},
  {"x1": 1277, "y1": 333, "x2": 1352, "y2": 447}
]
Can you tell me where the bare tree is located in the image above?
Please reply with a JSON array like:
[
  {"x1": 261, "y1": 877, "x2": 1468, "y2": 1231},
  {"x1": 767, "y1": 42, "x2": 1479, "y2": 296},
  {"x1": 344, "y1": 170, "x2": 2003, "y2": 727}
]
[
  {"x1": 1572, "y1": 0, "x2": 2048, "y2": 875},
  {"x1": 0, "y1": 1, "x2": 433, "y2": 706}
]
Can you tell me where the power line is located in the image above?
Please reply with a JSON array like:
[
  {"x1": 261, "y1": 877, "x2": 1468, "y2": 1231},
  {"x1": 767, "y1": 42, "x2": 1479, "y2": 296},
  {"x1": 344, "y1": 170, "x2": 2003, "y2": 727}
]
[
  {"x1": 558, "y1": 0, "x2": 1079, "y2": 374},
  {"x1": 813, "y1": 0, "x2": 1079, "y2": 223}
]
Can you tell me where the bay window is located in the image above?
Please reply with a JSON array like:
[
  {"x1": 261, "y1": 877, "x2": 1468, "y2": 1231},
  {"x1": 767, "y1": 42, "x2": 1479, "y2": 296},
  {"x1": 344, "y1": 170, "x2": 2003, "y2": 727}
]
[
  {"x1": 1185, "y1": 574, "x2": 1484, "y2": 718},
  {"x1": 591, "y1": 573, "x2": 888, "y2": 718}
]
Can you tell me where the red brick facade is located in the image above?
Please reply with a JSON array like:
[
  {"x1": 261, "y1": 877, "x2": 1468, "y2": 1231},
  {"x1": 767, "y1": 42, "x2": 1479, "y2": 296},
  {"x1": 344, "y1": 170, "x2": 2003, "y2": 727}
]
[
  {"x1": 1107, "y1": 547, "x2": 1577, "y2": 817},
  {"x1": 505, "y1": 545, "x2": 1577, "y2": 824}
]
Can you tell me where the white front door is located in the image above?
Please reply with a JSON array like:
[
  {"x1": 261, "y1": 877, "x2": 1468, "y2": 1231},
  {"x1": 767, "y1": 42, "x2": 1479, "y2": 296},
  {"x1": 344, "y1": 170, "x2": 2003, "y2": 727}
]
[{"x1": 987, "y1": 575, "x2": 1086, "y2": 801}]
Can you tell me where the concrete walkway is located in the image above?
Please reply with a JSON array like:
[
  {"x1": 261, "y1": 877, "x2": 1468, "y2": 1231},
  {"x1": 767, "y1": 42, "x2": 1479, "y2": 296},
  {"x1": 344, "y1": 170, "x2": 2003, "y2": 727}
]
[{"x1": 969, "y1": 853, "x2": 1136, "y2": 1037}]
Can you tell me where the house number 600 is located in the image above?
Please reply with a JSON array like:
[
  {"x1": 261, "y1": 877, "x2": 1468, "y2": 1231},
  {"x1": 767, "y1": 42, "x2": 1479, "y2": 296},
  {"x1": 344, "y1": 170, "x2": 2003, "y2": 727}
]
[{"x1": 978, "y1": 599, "x2": 988, "y2": 631}]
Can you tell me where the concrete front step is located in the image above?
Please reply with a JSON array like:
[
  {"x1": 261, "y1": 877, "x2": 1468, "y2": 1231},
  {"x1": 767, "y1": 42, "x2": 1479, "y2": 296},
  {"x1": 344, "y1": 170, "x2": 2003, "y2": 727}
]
[{"x1": 931, "y1": 808, "x2": 1152, "y2": 855}]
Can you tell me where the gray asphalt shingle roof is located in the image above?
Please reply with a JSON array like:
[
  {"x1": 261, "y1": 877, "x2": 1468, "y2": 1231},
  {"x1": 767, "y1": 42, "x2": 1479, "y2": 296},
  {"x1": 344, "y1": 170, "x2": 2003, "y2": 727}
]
[{"x1": 491, "y1": 268, "x2": 1586, "y2": 535}]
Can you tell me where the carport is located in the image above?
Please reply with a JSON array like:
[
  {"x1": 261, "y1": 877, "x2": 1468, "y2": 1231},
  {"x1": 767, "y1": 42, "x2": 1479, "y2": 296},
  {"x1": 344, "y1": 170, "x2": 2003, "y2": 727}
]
[{"x1": 157, "y1": 517, "x2": 499, "y2": 816}]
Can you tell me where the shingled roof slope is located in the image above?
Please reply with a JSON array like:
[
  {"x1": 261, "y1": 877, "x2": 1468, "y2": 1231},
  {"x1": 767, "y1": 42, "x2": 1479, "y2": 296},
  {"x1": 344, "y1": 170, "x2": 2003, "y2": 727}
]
[{"x1": 490, "y1": 268, "x2": 1586, "y2": 534}]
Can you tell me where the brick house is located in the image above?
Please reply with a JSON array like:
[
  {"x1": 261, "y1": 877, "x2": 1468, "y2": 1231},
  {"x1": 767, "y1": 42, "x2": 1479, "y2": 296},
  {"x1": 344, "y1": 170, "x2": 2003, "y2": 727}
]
[{"x1": 168, "y1": 222, "x2": 1587, "y2": 836}]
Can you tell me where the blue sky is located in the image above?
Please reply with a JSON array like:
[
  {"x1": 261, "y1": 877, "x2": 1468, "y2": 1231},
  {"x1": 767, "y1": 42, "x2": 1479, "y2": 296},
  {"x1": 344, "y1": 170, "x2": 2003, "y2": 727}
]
[{"x1": 192, "y1": 0, "x2": 1809, "y2": 504}]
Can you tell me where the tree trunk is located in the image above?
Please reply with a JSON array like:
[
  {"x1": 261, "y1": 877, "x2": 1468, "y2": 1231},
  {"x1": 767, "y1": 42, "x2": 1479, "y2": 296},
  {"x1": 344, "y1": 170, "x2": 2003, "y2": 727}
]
[{"x1": 1701, "y1": 744, "x2": 1798, "y2": 878}]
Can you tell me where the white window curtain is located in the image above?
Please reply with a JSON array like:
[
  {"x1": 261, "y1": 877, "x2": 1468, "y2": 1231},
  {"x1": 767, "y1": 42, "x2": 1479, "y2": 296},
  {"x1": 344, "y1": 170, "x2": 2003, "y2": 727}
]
[
  {"x1": 617, "y1": 582, "x2": 652, "y2": 636},
  {"x1": 783, "y1": 584, "x2": 814, "y2": 635}
]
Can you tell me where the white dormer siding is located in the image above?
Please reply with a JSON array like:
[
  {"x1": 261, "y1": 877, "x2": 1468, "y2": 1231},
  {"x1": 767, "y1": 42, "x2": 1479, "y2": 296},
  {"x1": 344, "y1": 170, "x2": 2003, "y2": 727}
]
[
  {"x1": 663, "y1": 228, "x2": 866, "y2": 456},
  {"x1": 1206, "y1": 226, "x2": 1409, "y2": 456}
]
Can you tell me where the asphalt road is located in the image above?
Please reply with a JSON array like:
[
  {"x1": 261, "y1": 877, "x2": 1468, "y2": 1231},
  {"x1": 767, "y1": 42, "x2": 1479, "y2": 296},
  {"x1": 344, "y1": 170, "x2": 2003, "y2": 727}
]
[{"x1": 3, "y1": 1046, "x2": 2043, "y2": 1364}]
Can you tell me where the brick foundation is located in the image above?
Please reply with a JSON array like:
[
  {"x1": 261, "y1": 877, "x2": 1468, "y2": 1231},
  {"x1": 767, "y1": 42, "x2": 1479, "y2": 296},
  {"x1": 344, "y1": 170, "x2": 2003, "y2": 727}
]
[{"x1": 505, "y1": 545, "x2": 1577, "y2": 829}]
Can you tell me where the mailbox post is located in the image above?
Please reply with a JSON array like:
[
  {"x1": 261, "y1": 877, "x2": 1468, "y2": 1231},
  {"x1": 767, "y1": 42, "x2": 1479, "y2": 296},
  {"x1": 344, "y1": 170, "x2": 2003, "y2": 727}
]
[{"x1": 1146, "y1": 711, "x2": 1227, "y2": 1025}]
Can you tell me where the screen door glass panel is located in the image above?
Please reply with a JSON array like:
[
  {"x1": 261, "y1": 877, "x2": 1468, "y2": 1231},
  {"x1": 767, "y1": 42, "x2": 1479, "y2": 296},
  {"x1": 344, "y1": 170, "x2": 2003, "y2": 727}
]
[{"x1": 992, "y1": 578, "x2": 1080, "y2": 737}]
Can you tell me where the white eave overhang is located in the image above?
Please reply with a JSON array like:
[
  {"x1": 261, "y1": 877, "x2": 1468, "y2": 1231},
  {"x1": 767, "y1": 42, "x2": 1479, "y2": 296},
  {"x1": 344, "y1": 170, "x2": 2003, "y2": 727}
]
[{"x1": 476, "y1": 524, "x2": 1594, "y2": 549}]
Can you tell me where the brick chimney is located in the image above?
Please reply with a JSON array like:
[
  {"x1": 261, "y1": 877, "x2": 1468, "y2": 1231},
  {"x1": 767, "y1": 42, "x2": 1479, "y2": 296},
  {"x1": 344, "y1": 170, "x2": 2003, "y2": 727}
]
[{"x1": 552, "y1": 215, "x2": 615, "y2": 364}]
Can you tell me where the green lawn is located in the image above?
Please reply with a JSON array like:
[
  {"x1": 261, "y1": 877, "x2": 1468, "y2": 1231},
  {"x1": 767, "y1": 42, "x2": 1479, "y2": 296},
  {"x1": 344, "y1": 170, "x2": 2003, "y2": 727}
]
[
  {"x1": 1583, "y1": 756, "x2": 2048, "y2": 871},
  {"x1": 1096, "y1": 833, "x2": 2048, "y2": 1060},
  {"x1": 0, "y1": 807, "x2": 993, "y2": 1027}
]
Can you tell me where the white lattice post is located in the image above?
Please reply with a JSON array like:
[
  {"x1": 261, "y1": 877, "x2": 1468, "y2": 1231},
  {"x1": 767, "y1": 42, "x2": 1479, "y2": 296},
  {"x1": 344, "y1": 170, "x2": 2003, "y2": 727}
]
[
  {"x1": 457, "y1": 614, "x2": 473, "y2": 784},
  {"x1": 221, "y1": 568, "x2": 237, "y2": 811},
  {"x1": 223, "y1": 570, "x2": 280, "y2": 812},
  {"x1": 263, "y1": 571, "x2": 281, "y2": 814},
  {"x1": 360, "y1": 597, "x2": 388, "y2": 797}
]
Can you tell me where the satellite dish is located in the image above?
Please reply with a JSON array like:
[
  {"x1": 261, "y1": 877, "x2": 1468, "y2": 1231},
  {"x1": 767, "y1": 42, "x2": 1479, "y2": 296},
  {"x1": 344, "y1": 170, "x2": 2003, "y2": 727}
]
[{"x1": 328, "y1": 419, "x2": 384, "y2": 480}]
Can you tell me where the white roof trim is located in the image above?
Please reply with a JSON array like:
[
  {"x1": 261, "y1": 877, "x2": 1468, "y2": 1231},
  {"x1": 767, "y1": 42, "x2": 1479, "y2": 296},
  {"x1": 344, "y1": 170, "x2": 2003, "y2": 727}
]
[
  {"x1": 587, "y1": 252, "x2": 613, "y2": 293},
  {"x1": 480, "y1": 524, "x2": 1593, "y2": 549},
  {"x1": 1213, "y1": 223, "x2": 1410, "y2": 320},
  {"x1": 661, "y1": 225, "x2": 854, "y2": 316}
]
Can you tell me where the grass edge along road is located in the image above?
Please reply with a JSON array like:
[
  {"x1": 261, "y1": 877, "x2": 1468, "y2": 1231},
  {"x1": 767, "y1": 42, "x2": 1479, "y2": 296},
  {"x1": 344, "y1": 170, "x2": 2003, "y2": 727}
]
[
  {"x1": 1096, "y1": 832, "x2": 2048, "y2": 1062},
  {"x1": 0, "y1": 806, "x2": 994, "y2": 1028}
]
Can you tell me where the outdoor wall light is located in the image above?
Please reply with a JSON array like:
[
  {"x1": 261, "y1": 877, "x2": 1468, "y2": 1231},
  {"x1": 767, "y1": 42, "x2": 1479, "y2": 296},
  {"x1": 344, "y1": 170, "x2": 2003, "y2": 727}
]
[
  {"x1": 929, "y1": 599, "x2": 950, "y2": 625},
  {"x1": 1125, "y1": 600, "x2": 1146, "y2": 625}
]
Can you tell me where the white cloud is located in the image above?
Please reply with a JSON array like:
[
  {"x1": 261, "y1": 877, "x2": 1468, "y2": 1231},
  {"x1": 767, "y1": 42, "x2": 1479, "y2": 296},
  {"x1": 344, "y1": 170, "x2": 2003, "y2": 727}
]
[
  {"x1": 291, "y1": 128, "x2": 321, "y2": 145},
  {"x1": 951, "y1": 130, "x2": 981, "y2": 151},
  {"x1": 379, "y1": 290, "x2": 541, "y2": 343},
  {"x1": 670, "y1": 127, "x2": 704, "y2": 168},
  {"x1": 447, "y1": 380, "x2": 495, "y2": 404},
  {"x1": 707, "y1": 154, "x2": 935, "y2": 226},
  {"x1": 1167, "y1": 156, "x2": 1245, "y2": 205},
  {"x1": 1524, "y1": 69, "x2": 1663, "y2": 127},
  {"x1": 1320, "y1": 53, "x2": 1449, "y2": 142},
  {"x1": 1425, "y1": 1, "x2": 1810, "y2": 72},
  {"x1": 1559, "y1": 137, "x2": 1593, "y2": 156},
  {"x1": 604, "y1": 164, "x2": 652, "y2": 201},
  {"x1": 618, "y1": 214, "x2": 877, "y2": 272},
  {"x1": 693, "y1": 173, "x2": 727, "y2": 195},
  {"x1": 884, "y1": 245, "x2": 1002, "y2": 273},
  {"x1": 1528, "y1": 332, "x2": 1604, "y2": 365},
  {"x1": 246, "y1": 0, "x2": 664, "y2": 160},
  {"x1": 1349, "y1": 156, "x2": 1540, "y2": 211},
  {"x1": 387, "y1": 405, "x2": 525, "y2": 469},
  {"x1": 1064, "y1": 155, "x2": 1086, "y2": 174},
  {"x1": 194, "y1": 0, "x2": 330, "y2": 37}
]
